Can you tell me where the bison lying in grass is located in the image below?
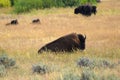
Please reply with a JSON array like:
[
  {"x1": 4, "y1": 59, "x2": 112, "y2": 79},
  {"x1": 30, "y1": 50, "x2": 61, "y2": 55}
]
[
  {"x1": 38, "y1": 33, "x2": 86, "y2": 53},
  {"x1": 6, "y1": 19, "x2": 18, "y2": 25},
  {"x1": 32, "y1": 19, "x2": 40, "y2": 24}
]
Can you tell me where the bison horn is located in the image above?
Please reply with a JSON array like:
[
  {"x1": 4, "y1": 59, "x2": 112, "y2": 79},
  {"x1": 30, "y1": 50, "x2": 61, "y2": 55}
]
[{"x1": 84, "y1": 35, "x2": 86, "y2": 39}]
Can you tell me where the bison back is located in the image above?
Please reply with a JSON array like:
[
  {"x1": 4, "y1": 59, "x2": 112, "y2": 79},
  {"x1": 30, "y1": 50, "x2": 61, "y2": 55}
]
[{"x1": 38, "y1": 33, "x2": 80, "y2": 53}]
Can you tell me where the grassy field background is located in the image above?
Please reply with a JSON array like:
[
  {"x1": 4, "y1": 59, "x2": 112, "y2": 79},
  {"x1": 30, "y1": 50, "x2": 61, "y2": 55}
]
[{"x1": 0, "y1": 0, "x2": 120, "y2": 80}]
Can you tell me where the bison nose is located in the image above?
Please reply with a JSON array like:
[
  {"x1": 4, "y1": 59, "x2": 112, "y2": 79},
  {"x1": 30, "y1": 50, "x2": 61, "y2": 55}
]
[{"x1": 80, "y1": 45, "x2": 85, "y2": 50}]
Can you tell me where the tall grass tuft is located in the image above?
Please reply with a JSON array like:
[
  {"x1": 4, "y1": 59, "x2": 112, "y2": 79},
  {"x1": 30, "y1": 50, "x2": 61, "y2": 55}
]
[
  {"x1": 14, "y1": 0, "x2": 45, "y2": 13},
  {"x1": 0, "y1": 0, "x2": 10, "y2": 7},
  {"x1": 80, "y1": 0, "x2": 97, "y2": 5},
  {"x1": 9, "y1": 0, "x2": 18, "y2": 7}
]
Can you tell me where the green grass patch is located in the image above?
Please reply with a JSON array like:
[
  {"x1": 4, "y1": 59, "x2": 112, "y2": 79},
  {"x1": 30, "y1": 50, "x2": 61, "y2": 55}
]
[
  {"x1": 0, "y1": 0, "x2": 11, "y2": 7},
  {"x1": 13, "y1": 0, "x2": 97, "y2": 13}
]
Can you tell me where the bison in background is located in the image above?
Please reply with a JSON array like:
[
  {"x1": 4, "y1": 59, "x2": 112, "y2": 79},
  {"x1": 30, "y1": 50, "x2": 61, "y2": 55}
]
[
  {"x1": 6, "y1": 19, "x2": 18, "y2": 26},
  {"x1": 32, "y1": 19, "x2": 40, "y2": 24},
  {"x1": 38, "y1": 33, "x2": 86, "y2": 53},
  {"x1": 74, "y1": 4, "x2": 97, "y2": 16}
]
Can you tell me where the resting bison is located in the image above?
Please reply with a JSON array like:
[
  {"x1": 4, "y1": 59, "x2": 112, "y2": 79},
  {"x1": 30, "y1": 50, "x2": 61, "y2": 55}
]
[
  {"x1": 38, "y1": 33, "x2": 86, "y2": 53},
  {"x1": 6, "y1": 19, "x2": 18, "y2": 25},
  {"x1": 74, "y1": 4, "x2": 97, "y2": 16},
  {"x1": 32, "y1": 19, "x2": 40, "y2": 23}
]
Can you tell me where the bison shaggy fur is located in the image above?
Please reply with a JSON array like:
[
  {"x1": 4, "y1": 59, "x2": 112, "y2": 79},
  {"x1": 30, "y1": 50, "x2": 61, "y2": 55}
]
[
  {"x1": 74, "y1": 4, "x2": 97, "y2": 16},
  {"x1": 38, "y1": 33, "x2": 86, "y2": 53}
]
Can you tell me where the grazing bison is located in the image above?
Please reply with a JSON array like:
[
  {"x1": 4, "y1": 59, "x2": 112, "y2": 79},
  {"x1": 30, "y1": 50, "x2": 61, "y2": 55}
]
[
  {"x1": 38, "y1": 33, "x2": 86, "y2": 53},
  {"x1": 32, "y1": 19, "x2": 40, "y2": 24},
  {"x1": 74, "y1": 4, "x2": 97, "y2": 16},
  {"x1": 6, "y1": 19, "x2": 18, "y2": 25}
]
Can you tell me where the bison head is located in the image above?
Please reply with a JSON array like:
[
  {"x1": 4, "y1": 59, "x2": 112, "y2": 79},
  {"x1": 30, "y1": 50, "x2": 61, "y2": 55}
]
[
  {"x1": 78, "y1": 34, "x2": 86, "y2": 50},
  {"x1": 92, "y1": 6, "x2": 97, "y2": 15}
]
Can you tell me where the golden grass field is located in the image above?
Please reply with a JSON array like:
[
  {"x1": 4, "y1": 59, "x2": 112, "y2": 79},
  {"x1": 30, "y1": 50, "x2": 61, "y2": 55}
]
[{"x1": 0, "y1": 0, "x2": 120, "y2": 80}]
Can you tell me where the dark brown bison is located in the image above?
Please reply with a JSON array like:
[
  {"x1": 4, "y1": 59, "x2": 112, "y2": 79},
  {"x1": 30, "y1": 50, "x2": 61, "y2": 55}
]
[
  {"x1": 38, "y1": 33, "x2": 86, "y2": 53},
  {"x1": 74, "y1": 5, "x2": 84, "y2": 14},
  {"x1": 32, "y1": 19, "x2": 40, "y2": 24},
  {"x1": 6, "y1": 19, "x2": 18, "y2": 25},
  {"x1": 74, "y1": 4, "x2": 97, "y2": 16}
]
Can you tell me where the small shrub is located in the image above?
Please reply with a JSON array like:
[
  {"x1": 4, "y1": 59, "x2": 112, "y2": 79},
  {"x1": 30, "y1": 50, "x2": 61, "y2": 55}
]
[
  {"x1": 0, "y1": 55, "x2": 9, "y2": 68},
  {"x1": 0, "y1": 65, "x2": 6, "y2": 76},
  {"x1": 94, "y1": 59, "x2": 116, "y2": 68},
  {"x1": 32, "y1": 63, "x2": 48, "y2": 74},
  {"x1": 80, "y1": 69, "x2": 120, "y2": 80},
  {"x1": 77, "y1": 57, "x2": 116, "y2": 69},
  {"x1": 0, "y1": 54, "x2": 16, "y2": 68},
  {"x1": 0, "y1": 50, "x2": 14, "y2": 77},
  {"x1": 8, "y1": 58, "x2": 16, "y2": 67},
  {"x1": 97, "y1": 59, "x2": 112, "y2": 68},
  {"x1": 77, "y1": 57, "x2": 94, "y2": 68}
]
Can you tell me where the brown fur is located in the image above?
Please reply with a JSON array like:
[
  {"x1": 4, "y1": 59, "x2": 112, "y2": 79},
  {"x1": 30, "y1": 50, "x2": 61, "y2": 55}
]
[
  {"x1": 32, "y1": 19, "x2": 40, "y2": 24},
  {"x1": 38, "y1": 33, "x2": 86, "y2": 53},
  {"x1": 6, "y1": 19, "x2": 18, "y2": 26},
  {"x1": 74, "y1": 4, "x2": 97, "y2": 16}
]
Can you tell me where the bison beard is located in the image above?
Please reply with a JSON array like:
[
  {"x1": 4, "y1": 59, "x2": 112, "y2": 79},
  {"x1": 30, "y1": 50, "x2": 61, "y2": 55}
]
[{"x1": 38, "y1": 33, "x2": 86, "y2": 53}]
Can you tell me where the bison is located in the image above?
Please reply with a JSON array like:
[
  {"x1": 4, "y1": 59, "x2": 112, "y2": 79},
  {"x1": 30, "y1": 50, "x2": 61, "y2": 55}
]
[
  {"x1": 74, "y1": 4, "x2": 97, "y2": 16},
  {"x1": 6, "y1": 19, "x2": 18, "y2": 25},
  {"x1": 32, "y1": 19, "x2": 40, "y2": 24},
  {"x1": 38, "y1": 33, "x2": 86, "y2": 53}
]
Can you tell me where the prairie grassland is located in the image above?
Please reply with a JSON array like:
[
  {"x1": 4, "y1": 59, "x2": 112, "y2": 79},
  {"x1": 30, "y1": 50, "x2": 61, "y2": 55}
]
[{"x1": 0, "y1": 0, "x2": 120, "y2": 80}]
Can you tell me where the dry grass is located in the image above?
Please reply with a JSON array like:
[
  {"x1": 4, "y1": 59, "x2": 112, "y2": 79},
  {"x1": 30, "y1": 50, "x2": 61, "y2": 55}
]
[{"x1": 0, "y1": 0, "x2": 120, "y2": 80}]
